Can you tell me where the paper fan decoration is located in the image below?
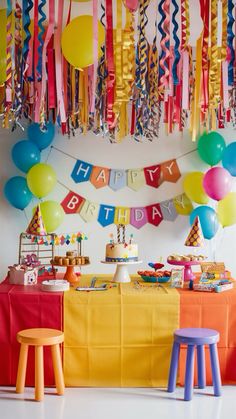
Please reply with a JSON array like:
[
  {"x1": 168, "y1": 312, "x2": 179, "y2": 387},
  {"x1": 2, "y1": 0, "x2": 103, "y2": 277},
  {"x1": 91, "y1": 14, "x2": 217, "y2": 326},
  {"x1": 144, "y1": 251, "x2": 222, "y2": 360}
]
[
  {"x1": 185, "y1": 216, "x2": 204, "y2": 247},
  {"x1": 26, "y1": 205, "x2": 47, "y2": 236}
]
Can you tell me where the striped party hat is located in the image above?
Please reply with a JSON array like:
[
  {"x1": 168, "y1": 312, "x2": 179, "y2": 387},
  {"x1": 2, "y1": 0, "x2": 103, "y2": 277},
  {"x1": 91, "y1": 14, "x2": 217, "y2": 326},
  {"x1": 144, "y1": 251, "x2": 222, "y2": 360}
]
[
  {"x1": 185, "y1": 216, "x2": 204, "y2": 247},
  {"x1": 26, "y1": 204, "x2": 47, "y2": 236}
]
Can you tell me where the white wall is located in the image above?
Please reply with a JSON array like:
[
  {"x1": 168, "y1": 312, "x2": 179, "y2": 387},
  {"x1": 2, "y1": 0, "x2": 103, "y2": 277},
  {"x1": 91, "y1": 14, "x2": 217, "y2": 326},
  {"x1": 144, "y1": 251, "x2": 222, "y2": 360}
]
[
  {"x1": 1, "y1": 123, "x2": 236, "y2": 280},
  {"x1": 1, "y1": 0, "x2": 236, "y2": 279}
]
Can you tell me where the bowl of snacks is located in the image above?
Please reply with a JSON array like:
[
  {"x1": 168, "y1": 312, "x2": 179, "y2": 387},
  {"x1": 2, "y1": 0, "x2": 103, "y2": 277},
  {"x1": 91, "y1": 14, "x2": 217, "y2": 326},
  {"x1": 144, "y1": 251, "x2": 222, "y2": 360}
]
[{"x1": 137, "y1": 270, "x2": 171, "y2": 283}]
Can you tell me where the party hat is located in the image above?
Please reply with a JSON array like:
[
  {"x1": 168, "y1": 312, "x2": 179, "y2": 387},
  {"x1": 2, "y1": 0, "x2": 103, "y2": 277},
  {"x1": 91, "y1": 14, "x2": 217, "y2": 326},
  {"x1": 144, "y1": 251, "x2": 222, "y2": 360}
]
[
  {"x1": 185, "y1": 216, "x2": 204, "y2": 247},
  {"x1": 26, "y1": 204, "x2": 47, "y2": 236}
]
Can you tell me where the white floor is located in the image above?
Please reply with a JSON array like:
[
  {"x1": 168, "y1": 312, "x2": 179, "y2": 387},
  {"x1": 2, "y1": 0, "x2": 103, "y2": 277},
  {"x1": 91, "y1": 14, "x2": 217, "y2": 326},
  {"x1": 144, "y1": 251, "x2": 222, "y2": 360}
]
[{"x1": 0, "y1": 386, "x2": 234, "y2": 419}]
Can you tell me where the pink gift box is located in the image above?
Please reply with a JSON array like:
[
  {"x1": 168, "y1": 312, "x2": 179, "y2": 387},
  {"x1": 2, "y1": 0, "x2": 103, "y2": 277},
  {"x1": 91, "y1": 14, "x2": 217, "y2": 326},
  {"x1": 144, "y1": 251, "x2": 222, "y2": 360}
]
[{"x1": 8, "y1": 265, "x2": 38, "y2": 285}]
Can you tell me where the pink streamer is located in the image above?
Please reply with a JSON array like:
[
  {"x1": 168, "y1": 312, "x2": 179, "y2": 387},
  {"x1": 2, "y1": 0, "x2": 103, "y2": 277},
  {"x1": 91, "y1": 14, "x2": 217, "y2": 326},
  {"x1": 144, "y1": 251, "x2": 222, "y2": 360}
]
[
  {"x1": 222, "y1": 61, "x2": 229, "y2": 109},
  {"x1": 91, "y1": 0, "x2": 98, "y2": 113},
  {"x1": 35, "y1": 0, "x2": 55, "y2": 122},
  {"x1": 182, "y1": 50, "x2": 189, "y2": 110},
  {"x1": 55, "y1": 0, "x2": 66, "y2": 130}
]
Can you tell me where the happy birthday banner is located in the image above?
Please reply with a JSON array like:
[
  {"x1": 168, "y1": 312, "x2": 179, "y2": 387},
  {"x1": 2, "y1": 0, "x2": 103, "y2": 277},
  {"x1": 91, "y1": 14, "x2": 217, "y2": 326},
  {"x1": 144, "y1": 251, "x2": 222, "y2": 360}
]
[
  {"x1": 71, "y1": 157, "x2": 181, "y2": 191},
  {"x1": 60, "y1": 190, "x2": 193, "y2": 229},
  {"x1": 0, "y1": 1, "x2": 236, "y2": 141}
]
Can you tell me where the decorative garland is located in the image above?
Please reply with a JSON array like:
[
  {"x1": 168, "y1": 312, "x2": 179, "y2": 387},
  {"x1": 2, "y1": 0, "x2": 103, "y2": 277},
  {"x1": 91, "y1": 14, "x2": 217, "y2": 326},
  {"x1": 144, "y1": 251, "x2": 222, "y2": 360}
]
[{"x1": 0, "y1": 1, "x2": 236, "y2": 141}]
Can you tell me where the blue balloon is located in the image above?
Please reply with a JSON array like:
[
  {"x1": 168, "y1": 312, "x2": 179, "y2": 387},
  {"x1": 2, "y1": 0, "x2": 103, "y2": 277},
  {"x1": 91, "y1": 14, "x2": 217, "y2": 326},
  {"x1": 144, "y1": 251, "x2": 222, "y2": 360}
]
[
  {"x1": 27, "y1": 122, "x2": 55, "y2": 151},
  {"x1": 4, "y1": 176, "x2": 33, "y2": 210},
  {"x1": 12, "y1": 140, "x2": 41, "y2": 173},
  {"x1": 222, "y1": 142, "x2": 236, "y2": 176},
  {"x1": 190, "y1": 206, "x2": 219, "y2": 240}
]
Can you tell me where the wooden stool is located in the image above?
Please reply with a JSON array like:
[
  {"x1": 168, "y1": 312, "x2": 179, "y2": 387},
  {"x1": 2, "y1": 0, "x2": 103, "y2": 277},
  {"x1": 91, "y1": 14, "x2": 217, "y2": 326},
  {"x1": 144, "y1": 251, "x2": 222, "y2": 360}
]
[{"x1": 16, "y1": 328, "x2": 64, "y2": 401}]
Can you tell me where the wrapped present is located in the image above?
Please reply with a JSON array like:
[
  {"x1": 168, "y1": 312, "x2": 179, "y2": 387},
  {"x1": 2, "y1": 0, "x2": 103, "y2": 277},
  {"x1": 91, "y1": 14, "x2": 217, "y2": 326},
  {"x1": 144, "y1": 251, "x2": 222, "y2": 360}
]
[
  {"x1": 8, "y1": 265, "x2": 38, "y2": 285},
  {"x1": 21, "y1": 253, "x2": 41, "y2": 267}
]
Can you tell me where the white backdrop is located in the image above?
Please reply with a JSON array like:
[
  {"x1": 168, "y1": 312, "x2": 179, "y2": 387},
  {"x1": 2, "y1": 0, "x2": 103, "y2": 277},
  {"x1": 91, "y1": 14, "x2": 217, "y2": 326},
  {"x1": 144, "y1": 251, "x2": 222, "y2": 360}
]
[{"x1": 1, "y1": 0, "x2": 236, "y2": 279}]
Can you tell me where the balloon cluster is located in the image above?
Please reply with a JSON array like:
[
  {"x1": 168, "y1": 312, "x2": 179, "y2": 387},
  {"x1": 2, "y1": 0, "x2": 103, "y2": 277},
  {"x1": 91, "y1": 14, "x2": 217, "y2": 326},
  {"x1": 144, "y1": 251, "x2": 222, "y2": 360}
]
[
  {"x1": 183, "y1": 132, "x2": 236, "y2": 240},
  {"x1": 4, "y1": 123, "x2": 65, "y2": 233}
]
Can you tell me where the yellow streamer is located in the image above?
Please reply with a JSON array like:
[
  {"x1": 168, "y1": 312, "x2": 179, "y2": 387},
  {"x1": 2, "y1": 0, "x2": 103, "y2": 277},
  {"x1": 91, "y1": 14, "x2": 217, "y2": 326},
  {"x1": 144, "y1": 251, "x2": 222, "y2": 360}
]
[
  {"x1": 209, "y1": 0, "x2": 218, "y2": 126},
  {"x1": 191, "y1": 35, "x2": 202, "y2": 141}
]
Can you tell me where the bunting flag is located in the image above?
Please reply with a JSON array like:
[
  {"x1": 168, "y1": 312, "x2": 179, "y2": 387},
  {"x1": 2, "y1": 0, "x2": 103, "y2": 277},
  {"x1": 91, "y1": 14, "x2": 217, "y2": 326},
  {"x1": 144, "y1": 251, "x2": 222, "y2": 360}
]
[
  {"x1": 70, "y1": 157, "x2": 181, "y2": 191},
  {"x1": 1, "y1": 1, "x2": 236, "y2": 141},
  {"x1": 26, "y1": 231, "x2": 88, "y2": 245},
  {"x1": 61, "y1": 191, "x2": 193, "y2": 229}
]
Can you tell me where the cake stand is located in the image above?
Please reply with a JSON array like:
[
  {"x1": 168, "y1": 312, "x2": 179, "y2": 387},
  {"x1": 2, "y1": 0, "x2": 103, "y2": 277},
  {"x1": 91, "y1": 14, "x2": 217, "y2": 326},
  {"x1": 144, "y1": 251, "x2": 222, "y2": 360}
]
[
  {"x1": 167, "y1": 259, "x2": 200, "y2": 282},
  {"x1": 51, "y1": 263, "x2": 90, "y2": 285},
  {"x1": 101, "y1": 260, "x2": 143, "y2": 283}
]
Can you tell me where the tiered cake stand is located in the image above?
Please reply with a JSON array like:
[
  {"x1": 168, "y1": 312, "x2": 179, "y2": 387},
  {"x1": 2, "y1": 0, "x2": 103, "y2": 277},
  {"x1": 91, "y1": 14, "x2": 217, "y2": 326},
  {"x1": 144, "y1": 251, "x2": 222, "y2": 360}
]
[
  {"x1": 167, "y1": 259, "x2": 200, "y2": 281},
  {"x1": 101, "y1": 260, "x2": 142, "y2": 283}
]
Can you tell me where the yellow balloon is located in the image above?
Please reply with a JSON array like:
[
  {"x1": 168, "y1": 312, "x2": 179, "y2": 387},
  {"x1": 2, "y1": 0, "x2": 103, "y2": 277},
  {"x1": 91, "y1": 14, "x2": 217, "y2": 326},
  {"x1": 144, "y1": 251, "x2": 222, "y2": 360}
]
[
  {"x1": 27, "y1": 163, "x2": 57, "y2": 198},
  {"x1": 183, "y1": 172, "x2": 209, "y2": 205},
  {"x1": 34, "y1": 201, "x2": 64, "y2": 232},
  {"x1": 61, "y1": 15, "x2": 105, "y2": 69},
  {"x1": 217, "y1": 192, "x2": 236, "y2": 227},
  {"x1": 0, "y1": 9, "x2": 7, "y2": 85},
  {"x1": 173, "y1": 194, "x2": 193, "y2": 216}
]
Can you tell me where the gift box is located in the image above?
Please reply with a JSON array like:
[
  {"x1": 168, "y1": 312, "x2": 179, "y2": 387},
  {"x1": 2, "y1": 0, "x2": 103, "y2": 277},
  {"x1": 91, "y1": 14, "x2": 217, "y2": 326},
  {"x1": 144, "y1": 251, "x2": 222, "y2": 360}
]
[{"x1": 8, "y1": 265, "x2": 38, "y2": 285}]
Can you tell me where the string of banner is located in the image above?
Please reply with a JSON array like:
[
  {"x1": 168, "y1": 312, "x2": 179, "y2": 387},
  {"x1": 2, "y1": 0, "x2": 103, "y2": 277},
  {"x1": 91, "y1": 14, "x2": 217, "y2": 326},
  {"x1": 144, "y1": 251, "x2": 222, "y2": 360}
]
[
  {"x1": 0, "y1": 1, "x2": 235, "y2": 142},
  {"x1": 52, "y1": 145, "x2": 196, "y2": 191}
]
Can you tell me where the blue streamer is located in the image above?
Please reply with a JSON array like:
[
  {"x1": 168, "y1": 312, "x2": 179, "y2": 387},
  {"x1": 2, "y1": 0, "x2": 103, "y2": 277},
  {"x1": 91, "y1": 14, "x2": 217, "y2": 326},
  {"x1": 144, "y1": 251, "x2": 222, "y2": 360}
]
[
  {"x1": 22, "y1": 0, "x2": 33, "y2": 65},
  {"x1": 172, "y1": 0, "x2": 180, "y2": 85},
  {"x1": 157, "y1": 0, "x2": 166, "y2": 79},
  {"x1": 227, "y1": 0, "x2": 235, "y2": 86},
  {"x1": 37, "y1": 0, "x2": 46, "y2": 81}
]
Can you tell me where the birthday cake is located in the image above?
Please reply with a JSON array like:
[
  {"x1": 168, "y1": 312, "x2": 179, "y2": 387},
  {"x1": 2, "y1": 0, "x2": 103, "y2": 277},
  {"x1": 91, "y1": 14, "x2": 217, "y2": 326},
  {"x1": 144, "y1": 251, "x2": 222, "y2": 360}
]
[{"x1": 105, "y1": 225, "x2": 138, "y2": 262}]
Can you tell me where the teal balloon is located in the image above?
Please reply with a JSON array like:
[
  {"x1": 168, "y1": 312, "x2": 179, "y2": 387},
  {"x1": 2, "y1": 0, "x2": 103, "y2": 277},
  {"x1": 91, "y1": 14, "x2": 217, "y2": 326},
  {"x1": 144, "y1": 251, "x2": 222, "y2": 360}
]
[
  {"x1": 27, "y1": 122, "x2": 55, "y2": 151},
  {"x1": 4, "y1": 176, "x2": 33, "y2": 210},
  {"x1": 222, "y1": 142, "x2": 236, "y2": 176},
  {"x1": 197, "y1": 131, "x2": 226, "y2": 166},
  {"x1": 190, "y1": 206, "x2": 219, "y2": 240},
  {"x1": 11, "y1": 140, "x2": 41, "y2": 173}
]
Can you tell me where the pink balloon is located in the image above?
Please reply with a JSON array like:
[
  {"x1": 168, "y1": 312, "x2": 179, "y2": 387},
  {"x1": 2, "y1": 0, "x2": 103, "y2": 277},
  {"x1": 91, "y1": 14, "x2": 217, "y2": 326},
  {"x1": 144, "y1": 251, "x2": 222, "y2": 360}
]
[{"x1": 203, "y1": 167, "x2": 232, "y2": 201}]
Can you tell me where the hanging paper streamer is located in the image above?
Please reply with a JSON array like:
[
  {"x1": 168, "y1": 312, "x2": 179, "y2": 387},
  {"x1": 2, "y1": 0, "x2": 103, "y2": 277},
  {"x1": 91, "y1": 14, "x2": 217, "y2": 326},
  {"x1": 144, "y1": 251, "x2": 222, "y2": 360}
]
[{"x1": 0, "y1": 1, "x2": 236, "y2": 141}]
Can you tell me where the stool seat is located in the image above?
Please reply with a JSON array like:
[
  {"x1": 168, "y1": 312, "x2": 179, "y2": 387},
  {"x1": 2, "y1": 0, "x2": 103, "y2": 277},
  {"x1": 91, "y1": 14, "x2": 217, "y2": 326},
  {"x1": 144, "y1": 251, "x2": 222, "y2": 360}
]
[
  {"x1": 17, "y1": 328, "x2": 64, "y2": 346},
  {"x1": 16, "y1": 328, "x2": 64, "y2": 401},
  {"x1": 168, "y1": 327, "x2": 222, "y2": 401},
  {"x1": 174, "y1": 328, "x2": 219, "y2": 345}
]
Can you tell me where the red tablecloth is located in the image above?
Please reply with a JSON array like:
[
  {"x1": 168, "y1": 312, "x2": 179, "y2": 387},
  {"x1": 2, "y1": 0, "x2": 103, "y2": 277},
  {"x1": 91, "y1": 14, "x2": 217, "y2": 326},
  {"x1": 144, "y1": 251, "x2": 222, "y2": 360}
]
[{"x1": 0, "y1": 280, "x2": 63, "y2": 386}]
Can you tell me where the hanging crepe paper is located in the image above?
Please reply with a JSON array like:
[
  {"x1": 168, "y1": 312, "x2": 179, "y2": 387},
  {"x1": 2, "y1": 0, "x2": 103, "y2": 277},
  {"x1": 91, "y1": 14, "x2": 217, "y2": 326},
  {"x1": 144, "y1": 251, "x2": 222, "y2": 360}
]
[
  {"x1": 227, "y1": 0, "x2": 235, "y2": 86},
  {"x1": 71, "y1": 160, "x2": 93, "y2": 183},
  {"x1": 114, "y1": 207, "x2": 130, "y2": 225},
  {"x1": 130, "y1": 207, "x2": 148, "y2": 229},
  {"x1": 61, "y1": 191, "x2": 85, "y2": 214},
  {"x1": 90, "y1": 166, "x2": 110, "y2": 189},
  {"x1": 26, "y1": 205, "x2": 47, "y2": 236},
  {"x1": 146, "y1": 204, "x2": 163, "y2": 227},
  {"x1": 172, "y1": 0, "x2": 180, "y2": 86},
  {"x1": 127, "y1": 169, "x2": 146, "y2": 191},
  {"x1": 123, "y1": 0, "x2": 139, "y2": 12},
  {"x1": 185, "y1": 216, "x2": 204, "y2": 247},
  {"x1": 144, "y1": 165, "x2": 161, "y2": 188},
  {"x1": 98, "y1": 204, "x2": 115, "y2": 227},
  {"x1": 109, "y1": 169, "x2": 127, "y2": 191},
  {"x1": 79, "y1": 200, "x2": 100, "y2": 223},
  {"x1": 159, "y1": 200, "x2": 178, "y2": 222}
]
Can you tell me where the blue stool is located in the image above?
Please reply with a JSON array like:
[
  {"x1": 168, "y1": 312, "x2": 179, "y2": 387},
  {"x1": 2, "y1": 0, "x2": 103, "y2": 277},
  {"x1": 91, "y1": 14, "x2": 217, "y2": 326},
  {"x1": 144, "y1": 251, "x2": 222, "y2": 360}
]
[{"x1": 167, "y1": 328, "x2": 222, "y2": 401}]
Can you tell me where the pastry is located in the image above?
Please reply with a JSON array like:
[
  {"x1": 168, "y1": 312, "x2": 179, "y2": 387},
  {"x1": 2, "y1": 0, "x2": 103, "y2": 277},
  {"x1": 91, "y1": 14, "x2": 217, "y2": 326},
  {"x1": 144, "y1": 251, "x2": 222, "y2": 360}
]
[{"x1": 63, "y1": 258, "x2": 69, "y2": 266}]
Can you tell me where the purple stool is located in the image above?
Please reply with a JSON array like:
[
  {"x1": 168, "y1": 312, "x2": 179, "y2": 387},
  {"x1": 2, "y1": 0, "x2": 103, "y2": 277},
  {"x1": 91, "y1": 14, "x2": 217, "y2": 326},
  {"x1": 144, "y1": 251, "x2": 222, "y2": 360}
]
[{"x1": 167, "y1": 328, "x2": 222, "y2": 401}]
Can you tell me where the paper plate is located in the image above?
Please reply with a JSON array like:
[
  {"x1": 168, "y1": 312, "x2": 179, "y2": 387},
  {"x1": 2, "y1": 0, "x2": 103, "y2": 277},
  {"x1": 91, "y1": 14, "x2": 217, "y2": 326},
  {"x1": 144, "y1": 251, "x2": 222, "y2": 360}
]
[{"x1": 41, "y1": 280, "x2": 70, "y2": 292}]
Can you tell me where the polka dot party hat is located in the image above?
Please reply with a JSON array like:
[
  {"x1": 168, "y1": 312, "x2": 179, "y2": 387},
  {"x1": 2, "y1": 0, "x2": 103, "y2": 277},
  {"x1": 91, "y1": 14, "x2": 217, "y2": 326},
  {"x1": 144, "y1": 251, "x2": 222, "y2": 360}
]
[
  {"x1": 26, "y1": 204, "x2": 47, "y2": 236},
  {"x1": 185, "y1": 216, "x2": 204, "y2": 247}
]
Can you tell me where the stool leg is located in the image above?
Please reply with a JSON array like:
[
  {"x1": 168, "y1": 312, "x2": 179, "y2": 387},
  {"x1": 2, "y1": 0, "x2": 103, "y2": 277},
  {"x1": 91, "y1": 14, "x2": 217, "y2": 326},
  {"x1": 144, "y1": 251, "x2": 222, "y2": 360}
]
[
  {"x1": 209, "y1": 344, "x2": 222, "y2": 397},
  {"x1": 16, "y1": 343, "x2": 29, "y2": 393},
  {"x1": 167, "y1": 342, "x2": 180, "y2": 393},
  {"x1": 184, "y1": 345, "x2": 195, "y2": 401},
  {"x1": 197, "y1": 345, "x2": 206, "y2": 389},
  {"x1": 35, "y1": 346, "x2": 44, "y2": 401},
  {"x1": 51, "y1": 344, "x2": 64, "y2": 395}
]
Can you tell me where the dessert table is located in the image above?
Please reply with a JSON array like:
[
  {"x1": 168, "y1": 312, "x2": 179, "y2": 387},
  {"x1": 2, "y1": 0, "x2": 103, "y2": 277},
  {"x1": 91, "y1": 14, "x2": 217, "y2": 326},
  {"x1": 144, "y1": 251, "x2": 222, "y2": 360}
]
[{"x1": 0, "y1": 274, "x2": 236, "y2": 387}]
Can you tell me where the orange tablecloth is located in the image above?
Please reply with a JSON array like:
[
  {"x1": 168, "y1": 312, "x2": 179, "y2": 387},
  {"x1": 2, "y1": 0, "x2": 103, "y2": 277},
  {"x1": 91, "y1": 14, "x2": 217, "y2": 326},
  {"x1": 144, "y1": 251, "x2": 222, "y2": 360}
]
[{"x1": 178, "y1": 286, "x2": 236, "y2": 385}]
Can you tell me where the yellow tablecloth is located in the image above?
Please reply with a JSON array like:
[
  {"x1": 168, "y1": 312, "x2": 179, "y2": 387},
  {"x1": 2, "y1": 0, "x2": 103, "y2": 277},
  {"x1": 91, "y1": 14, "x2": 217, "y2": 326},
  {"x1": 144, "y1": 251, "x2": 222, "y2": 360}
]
[{"x1": 64, "y1": 275, "x2": 179, "y2": 387}]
